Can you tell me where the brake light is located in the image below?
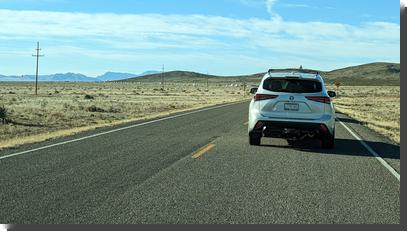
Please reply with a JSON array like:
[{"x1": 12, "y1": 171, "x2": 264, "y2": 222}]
[
  {"x1": 319, "y1": 124, "x2": 329, "y2": 134},
  {"x1": 306, "y1": 96, "x2": 331, "y2": 104},
  {"x1": 254, "y1": 94, "x2": 278, "y2": 101},
  {"x1": 255, "y1": 121, "x2": 265, "y2": 129}
]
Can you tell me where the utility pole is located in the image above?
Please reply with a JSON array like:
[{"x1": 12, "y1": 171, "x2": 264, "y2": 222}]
[
  {"x1": 243, "y1": 79, "x2": 246, "y2": 96},
  {"x1": 206, "y1": 72, "x2": 209, "y2": 90},
  {"x1": 161, "y1": 64, "x2": 165, "y2": 91},
  {"x1": 32, "y1": 42, "x2": 44, "y2": 95}
]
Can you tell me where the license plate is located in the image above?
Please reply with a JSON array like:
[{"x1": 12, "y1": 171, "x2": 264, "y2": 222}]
[{"x1": 284, "y1": 103, "x2": 299, "y2": 111}]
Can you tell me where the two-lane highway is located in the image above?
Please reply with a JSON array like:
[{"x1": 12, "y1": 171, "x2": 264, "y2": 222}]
[{"x1": 0, "y1": 102, "x2": 400, "y2": 224}]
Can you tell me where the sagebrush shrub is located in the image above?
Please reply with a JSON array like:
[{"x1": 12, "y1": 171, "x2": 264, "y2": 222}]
[
  {"x1": 84, "y1": 94, "x2": 94, "y2": 100},
  {"x1": 0, "y1": 106, "x2": 7, "y2": 124}
]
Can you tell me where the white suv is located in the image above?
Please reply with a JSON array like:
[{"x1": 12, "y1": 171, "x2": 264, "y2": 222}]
[{"x1": 248, "y1": 69, "x2": 336, "y2": 148}]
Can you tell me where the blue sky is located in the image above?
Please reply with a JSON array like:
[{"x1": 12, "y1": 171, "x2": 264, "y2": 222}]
[{"x1": 0, "y1": 0, "x2": 401, "y2": 76}]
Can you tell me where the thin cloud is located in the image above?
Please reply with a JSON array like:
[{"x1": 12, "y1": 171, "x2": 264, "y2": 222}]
[
  {"x1": 280, "y1": 3, "x2": 311, "y2": 8},
  {"x1": 266, "y1": 0, "x2": 279, "y2": 16},
  {"x1": 0, "y1": 8, "x2": 400, "y2": 74}
]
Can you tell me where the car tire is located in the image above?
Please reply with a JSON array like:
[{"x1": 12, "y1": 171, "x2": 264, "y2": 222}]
[
  {"x1": 249, "y1": 133, "x2": 261, "y2": 146},
  {"x1": 321, "y1": 135, "x2": 335, "y2": 149},
  {"x1": 287, "y1": 139, "x2": 297, "y2": 146}
]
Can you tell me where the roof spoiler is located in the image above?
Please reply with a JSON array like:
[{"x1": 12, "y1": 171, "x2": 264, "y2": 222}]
[{"x1": 268, "y1": 69, "x2": 320, "y2": 75}]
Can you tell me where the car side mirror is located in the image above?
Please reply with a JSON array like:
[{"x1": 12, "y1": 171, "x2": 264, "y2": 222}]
[
  {"x1": 328, "y1": 91, "x2": 336, "y2": 98},
  {"x1": 250, "y1": 88, "x2": 258, "y2": 95}
]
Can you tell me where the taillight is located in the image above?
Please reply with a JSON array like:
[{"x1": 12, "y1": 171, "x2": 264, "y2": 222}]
[
  {"x1": 254, "y1": 94, "x2": 278, "y2": 101},
  {"x1": 306, "y1": 96, "x2": 331, "y2": 104},
  {"x1": 319, "y1": 124, "x2": 329, "y2": 134},
  {"x1": 255, "y1": 121, "x2": 265, "y2": 129}
]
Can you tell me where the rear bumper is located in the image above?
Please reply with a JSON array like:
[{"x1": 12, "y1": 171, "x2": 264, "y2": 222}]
[{"x1": 250, "y1": 120, "x2": 333, "y2": 139}]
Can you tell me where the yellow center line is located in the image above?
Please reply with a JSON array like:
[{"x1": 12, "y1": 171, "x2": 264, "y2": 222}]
[{"x1": 192, "y1": 143, "x2": 216, "y2": 159}]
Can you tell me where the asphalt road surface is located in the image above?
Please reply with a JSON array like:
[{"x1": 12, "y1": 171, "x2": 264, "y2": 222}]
[{"x1": 0, "y1": 101, "x2": 400, "y2": 224}]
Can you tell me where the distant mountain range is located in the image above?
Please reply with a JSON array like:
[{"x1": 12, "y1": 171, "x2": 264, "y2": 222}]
[
  {"x1": 0, "y1": 62, "x2": 400, "y2": 86},
  {"x1": 124, "y1": 62, "x2": 400, "y2": 86},
  {"x1": 0, "y1": 71, "x2": 160, "y2": 82}
]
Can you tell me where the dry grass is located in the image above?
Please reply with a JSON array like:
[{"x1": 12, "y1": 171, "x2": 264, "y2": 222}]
[
  {"x1": 329, "y1": 86, "x2": 400, "y2": 144},
  {"x1": 1, "y1": 82, "x2": 399, "y2": 149},
  {"x1": 0, "y1": 82, "x2": 250, "y2": 149}
]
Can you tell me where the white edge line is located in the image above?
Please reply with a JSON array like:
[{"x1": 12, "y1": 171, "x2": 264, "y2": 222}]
[
  {"x1": 0, "y1": 101, "x2": 246, "y2": 161},
  {"x1": 338, "y1": 120, "x2": 400, "y2": 182}
]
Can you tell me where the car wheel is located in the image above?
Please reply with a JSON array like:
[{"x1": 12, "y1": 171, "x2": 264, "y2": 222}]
[
  {"x1": 321, "y1": 135, "x2": 335, "y2": 149},
  {"x1": 249, "y1": 133, "x2": 261, "y2": 146},
  {"x1": 287, "y1": 139, "x2": 297, "y2": 146}
]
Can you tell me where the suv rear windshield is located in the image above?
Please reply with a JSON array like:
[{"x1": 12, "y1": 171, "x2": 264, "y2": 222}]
[{"x1": 263, "y1": 78, "x2": 322, "y2": 93}]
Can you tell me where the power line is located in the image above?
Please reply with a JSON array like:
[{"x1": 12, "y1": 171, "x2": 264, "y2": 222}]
[{"x1": 32, "y1": 42, "x2": 44, "y2": 95}]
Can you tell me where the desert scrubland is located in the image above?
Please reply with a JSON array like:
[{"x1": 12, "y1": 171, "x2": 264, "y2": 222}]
[
  {"x1": 0, "y1": 81, "x2": 400, "y2": 149},
  {"x1": 0, "y1": 82, "x2": 250, "y2": 149},
  {"x1": 330, "y1": 85, "x2": 400, "y2": 144}
]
